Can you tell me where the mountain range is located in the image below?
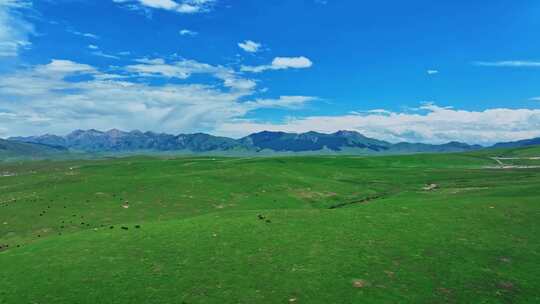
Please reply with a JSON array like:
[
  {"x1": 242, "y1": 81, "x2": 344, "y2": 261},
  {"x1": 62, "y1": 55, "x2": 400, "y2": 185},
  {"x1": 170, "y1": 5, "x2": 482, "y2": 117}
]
[
  {"x1": 4, "y1": 129, "x2": 540, "y2": 157},
  {"x1": 6, "y1": 129, "x2": 481, "y2": 154}
]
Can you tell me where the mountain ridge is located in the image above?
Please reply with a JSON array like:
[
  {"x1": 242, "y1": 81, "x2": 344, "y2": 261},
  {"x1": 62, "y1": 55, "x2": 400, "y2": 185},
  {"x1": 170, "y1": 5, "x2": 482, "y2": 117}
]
[
  {"x1": 0, "y1": 138, "x2": 68, "y2": 159},
  {"x1": 492, "y1": 137, "x2": 540, "y2": 149},
  {"x1": 8, "y1": 129, "x2": 485, "y2": 155}
]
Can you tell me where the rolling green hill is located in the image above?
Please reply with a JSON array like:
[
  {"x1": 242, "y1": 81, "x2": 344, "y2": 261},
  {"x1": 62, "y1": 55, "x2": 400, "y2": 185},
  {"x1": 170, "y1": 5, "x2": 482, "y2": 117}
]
[
  {"x1": 1, "y1": 150, "x2": 539, "y2": 303},
  {"x1": 487, "y1": 145, "x2": 540, "y2": 158}
]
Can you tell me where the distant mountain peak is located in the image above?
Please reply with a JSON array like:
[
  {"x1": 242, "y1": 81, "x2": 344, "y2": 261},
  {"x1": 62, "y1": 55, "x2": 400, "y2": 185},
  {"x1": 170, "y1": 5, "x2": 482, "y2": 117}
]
[
  {"x1": 68, "y1": 129, "x2": 103, "y2": 137},
  {"x1": 7, "y1": 129, "x2": 491, "y2": 155},
  {"x1": 333, "y1": 130, "x2": 361, "y2": 136},
  {"x1": 106, "y1": 128, "x2": 123, "y2": 134}
]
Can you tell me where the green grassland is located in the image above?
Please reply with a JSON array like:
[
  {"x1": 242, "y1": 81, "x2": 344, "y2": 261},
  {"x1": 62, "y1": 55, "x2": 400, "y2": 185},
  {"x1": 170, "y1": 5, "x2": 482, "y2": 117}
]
[
  {"x1": 1, "y1": 149, "x2": 540, "y2": 303},
  {"x1": 472, "y1": 145, "x2": 540, "y2": 158}
]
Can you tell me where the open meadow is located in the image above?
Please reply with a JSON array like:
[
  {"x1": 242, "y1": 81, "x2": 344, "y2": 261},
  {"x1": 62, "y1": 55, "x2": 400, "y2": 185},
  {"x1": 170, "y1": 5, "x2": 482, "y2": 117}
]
[{"x1": 1, "y1": 149, "x2": 540, "y2": 303}]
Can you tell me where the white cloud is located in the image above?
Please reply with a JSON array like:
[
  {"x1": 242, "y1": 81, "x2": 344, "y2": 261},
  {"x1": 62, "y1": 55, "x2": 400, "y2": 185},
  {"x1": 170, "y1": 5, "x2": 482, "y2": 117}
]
[
  {"x1": 176, "y1": 3, "x2": 200, "y2": 13},
  {"x1": 179, "y1": 29, "x2": 198, "y2": 36},
  {"x1": 427, "y1": 69, "x2": 439, "y2": 75},
  {"x1": 91, "y1": 50, "x2": 120, "y2": 59},
  {"x1": 272, "y1": 57, "x2": 313, "y2": 69},
  {"x1": 114, "y1": 0, "x2": 216, "y2": 14},
  {"x1": 238, "y1": 40, "x2": 261, "y2": 53},
  {"x1": 43, "y1": 59, "x2": 96, "y2": 73},
  {"x1": 241, "y1": 56, "x2": 313, "y2": 73},
  {"x1": 139, "y1": 0, "x2": 177, "y2": 9},
  {"x1": 215, "y1": 103, "x2": 540, "y2": 145},
  {"x1": 82, "y1": 33, "x2": 99, "y2": 39},
  {"x1": 126, "y1": 57, "x2": 256, "y2": 90},
  {"x1": 67, "y1": 29, "x2": 99, "y2": 39},
  {"x1": 244, "y1": 96, "x2": 315, "y2": 110},
  {"x1": 0, "y1": 58, "x2": 313, "y2": 136},
  {"x1": 0, "y1": 0, "x2": 33, "y2": 57},
  {"x1": 88, "y1": 44, "x2": 99, "y2": 49},
  {"x1": 474, "y1": 61, "x2": 540, "y2": 67},
  {"x1": 367, "y1": 109, "x2": 392, "y2": 115}
]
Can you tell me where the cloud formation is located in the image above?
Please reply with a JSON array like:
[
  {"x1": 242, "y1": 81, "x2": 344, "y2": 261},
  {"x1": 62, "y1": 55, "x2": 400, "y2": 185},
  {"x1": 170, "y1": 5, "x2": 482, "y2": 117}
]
[
  {"x1": 238, "y1": 40, "x2": 261, "y2": 53},
  {"x1": 1, "y1": 58, "x2": 539, "y2": 144},
  {"x1": 215, "y1": 103, "x2": 540, "y2": 145},
  {"x1": 114, "y1": 0, "x2": 216, "y2": 14},
  {"x1": 244, "y1": 96, "x2": 316, "y2": 110},
  {"x1": 0, "y1": 58, "x2": 313, "y2": 137},
  {"x1": 91, "y1": 51, "x2": 120, "y2": 59},
  {"x1": 241, "y1": 56, "x2": 313, "y2": 73},
  {"x1": 179, "y1": 29, "x2": 197, "y2": 36},
  {"x1": 474, "y1": 61, "x2": 540, "y2": 67},
  {"x1": 0, "y1": 0, "x2": 33, "y2": 57},
  {"x1": 67, "y1": 29, "x2": 99, "y2": 39},
  {"x1": 126, "y1": 57, "x2": 257, "y2": 90}
]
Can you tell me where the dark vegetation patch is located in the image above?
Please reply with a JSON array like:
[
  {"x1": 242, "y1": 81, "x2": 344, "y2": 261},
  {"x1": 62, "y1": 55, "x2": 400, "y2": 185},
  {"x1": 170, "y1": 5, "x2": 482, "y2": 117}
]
[{"x1": 328, "y1": 194, "x2": 387, "y2": 209}]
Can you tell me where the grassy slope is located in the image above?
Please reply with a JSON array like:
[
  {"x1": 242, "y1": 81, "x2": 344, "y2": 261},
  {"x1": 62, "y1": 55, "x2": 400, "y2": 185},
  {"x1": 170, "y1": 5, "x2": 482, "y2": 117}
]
[
  {"x1": 1, "y1": 152, "x2": 539, "y2": 303},
  {"x1": 469, "y1": 145, "x2": 540, "y2": 158},
  {"x1": 467, "y1": 145, "x2": 540, "y2": 167}
]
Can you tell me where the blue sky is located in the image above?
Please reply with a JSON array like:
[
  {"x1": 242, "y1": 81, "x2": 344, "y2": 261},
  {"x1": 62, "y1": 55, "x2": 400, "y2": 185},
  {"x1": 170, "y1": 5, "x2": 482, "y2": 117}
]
[{"x1": 1, "y1": 0, "x2": 540, "y2": 144}]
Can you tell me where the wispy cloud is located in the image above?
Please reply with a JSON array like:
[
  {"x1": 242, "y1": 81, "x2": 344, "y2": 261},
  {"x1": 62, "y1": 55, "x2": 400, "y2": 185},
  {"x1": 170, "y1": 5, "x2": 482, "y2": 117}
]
[
  {"x1": 427, "y1": 69, "x2": 439, "y2": 75},
  {"x1": 244, "y1": 96, "x2": 316, "y2": 110},
  {"x1": 241, "y1": 56, "x2": 313, "y2": 73},
  {"x1": 238, "y1": 40, "x2": 261, "y2": 53},
  {"x1": 67, "y1": 29, "x2": 100, "y2": 39},
  {"x1": 127, "y1": 57, "x2": 257, "y2": 90},
  {"x1": 114, "y1": 0, "x2": 217, "y2": 14},
  {"x1": 85, "y1": 44, "x2": 120, "y2": 59},
  {"x1": 91, "y1": 50, "x2": 120, "y2": 59},
  {"x1": 0, "y1": 0, "x2": 34, "y2": 57},
  {"x1": 474, "y1": 60, "x2": 540, "y2": 67},
  {"x1": 179, "y1": 29, "x2": 198, "y2": 36}
]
